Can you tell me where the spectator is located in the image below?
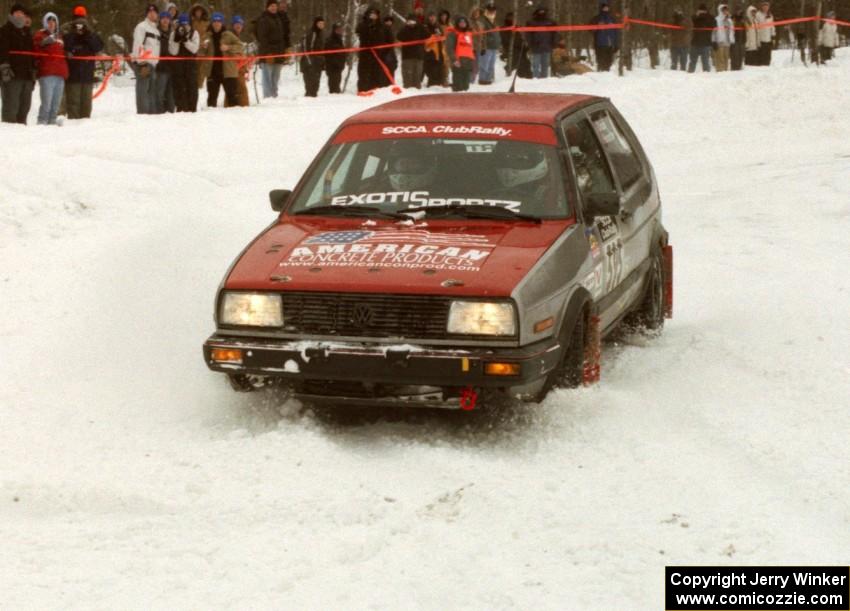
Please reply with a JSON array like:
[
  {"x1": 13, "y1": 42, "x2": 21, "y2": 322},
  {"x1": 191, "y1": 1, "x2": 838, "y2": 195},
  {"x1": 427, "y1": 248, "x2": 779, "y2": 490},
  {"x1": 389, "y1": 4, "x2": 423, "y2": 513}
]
[
  {"x1": 324, "y1": 22, "x2": 346, "y2": 93},
  {"x1": 712, "y1": 4, "x2": 734, "y2": 72},
  {"x1": 165, "y1": 2, "x2": 178, "y2": 22},
  {"x1": 688, "y1": 4, "x2": 714, "y2": 72},
  {"x1": 169, "y1": 12, "x2": 199, "y2": 112},
  {"x1": 468, "y1": 6, "x2": 483, "y2": 84},
  {"x1": 478, "y1": 3, "x2": 500, "y2": 85},
  {"x1": 730, "y1": 8, "x2": 745, "y2": 69},
  {"x1": 552, "y1": 41, "x2": 593, "y2": 76},
  {"x1": 189, "y1": 4, "x2": 209, "y2": 89},
  {"x1": 231, "y1": 16, "x2": 251, "y2": 106},
  {"x1": 396, "y1": 13, "x2": 427, "y2": 88},
  {"x1": 155, "y1": 12, "x2": 175, "y2": 113},
  {"x1": 413, "y1": 1, "x2": 425, "y2": 24},
  {"x1": 525, "y1": 6, "x2": 556, "y2": 78},
  {"x1": 301, "y1": 17, "x2": 325, "y2": 97},
  {"x1": 817, "y1": 11, "x2": 838, "y2": 62},
  {"x1": 0, "y1": 3, "x2": 36, "y2": 124},
  {"x1": 669, "y1": 9, "x2": 689, "y2": 70},
  {"x1": 590, "y1": 2, "x2": 620, "y2": 72},
  {"x1": 744, "y1": 5, "x2": 759, "y2": 65},
  {"x1": 446, "y1": 14, "x2": 474, "y2": 91},
  {"x1": 754, "y1": 1, "x2": 775, "y2": 66},
  {"x1": 438, "y1": 10, "x2": 452, "y2": 85},
  {"x1": 33, "y1": 12, "x2": 67, "y2": 126},
  {"x1": 381, "y1": 15, "x2": 398, "y2": 86},
  {"x1": 132, "y1": 4, "x2": 161, "y2": 114},
  {"x1": 423, "y1": 12, "x2": 444, "y2": 87},
  {"x1": 202, "y1": 12, "x2": 243, "y2": 108},
  {"x1": 256, "y1": 0, "x2": 286, "y2": 98},
  {"x1": 356, "y1": 7, "x2": 387, "y2": 92},
  {"x1": 63, "y1": 6, "x2": 103, "y2": 120}
]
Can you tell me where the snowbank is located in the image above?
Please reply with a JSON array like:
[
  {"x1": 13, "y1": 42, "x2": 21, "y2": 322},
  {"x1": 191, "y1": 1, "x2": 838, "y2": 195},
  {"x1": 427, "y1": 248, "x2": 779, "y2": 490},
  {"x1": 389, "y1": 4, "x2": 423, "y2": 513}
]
[{"x1": 1, "y1": 49, "x2": 849, "y2": 609}]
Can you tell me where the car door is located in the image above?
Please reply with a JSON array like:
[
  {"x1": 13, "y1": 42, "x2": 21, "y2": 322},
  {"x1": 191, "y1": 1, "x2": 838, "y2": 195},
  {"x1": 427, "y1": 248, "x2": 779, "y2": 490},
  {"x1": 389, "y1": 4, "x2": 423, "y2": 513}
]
[
  {"x1": 560, "y1": 114, "x2": 625, "y2": 327},
  {"x1": 587, "y1": 106, "x2": 656, "y2": 286}
]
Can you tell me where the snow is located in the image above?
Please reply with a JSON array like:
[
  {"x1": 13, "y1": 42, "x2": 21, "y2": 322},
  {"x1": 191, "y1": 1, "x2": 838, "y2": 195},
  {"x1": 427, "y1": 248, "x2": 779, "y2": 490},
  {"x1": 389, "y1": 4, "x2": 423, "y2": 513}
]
[{"x1": 2, "y1": 50, "x2": 850, "y2": 608}]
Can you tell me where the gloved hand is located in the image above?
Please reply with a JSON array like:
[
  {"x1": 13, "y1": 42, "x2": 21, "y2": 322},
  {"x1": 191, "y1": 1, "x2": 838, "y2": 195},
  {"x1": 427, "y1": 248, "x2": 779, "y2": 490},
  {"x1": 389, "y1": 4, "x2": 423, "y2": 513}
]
[
  {"x1": 41, "y1": 34, "x2": 57, "y2": 46},
  {"x1": 0, "y1": 63, "x2": 13, "y2": 82},
  {"x1": 139, "y1": 63, "x2": 152, "y2": 78}
]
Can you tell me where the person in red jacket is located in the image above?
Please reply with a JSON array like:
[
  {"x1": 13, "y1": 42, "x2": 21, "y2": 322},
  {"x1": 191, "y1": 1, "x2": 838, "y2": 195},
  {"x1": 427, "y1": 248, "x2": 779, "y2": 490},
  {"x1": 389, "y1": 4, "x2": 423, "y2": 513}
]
[
  {"x1": 33, "y1": 11, "x2": 68, "y2": 125},
  {"x1": 446, "y1": 15, "x2": 474, "y2": 91}
]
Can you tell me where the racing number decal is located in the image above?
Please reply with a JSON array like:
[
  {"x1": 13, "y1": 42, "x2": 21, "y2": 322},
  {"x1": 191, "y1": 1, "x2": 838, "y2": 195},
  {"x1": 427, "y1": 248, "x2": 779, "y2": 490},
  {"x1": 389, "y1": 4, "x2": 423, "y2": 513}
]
[{"x1": 597, "y1": 216, "x2": 624, "y2": 293}]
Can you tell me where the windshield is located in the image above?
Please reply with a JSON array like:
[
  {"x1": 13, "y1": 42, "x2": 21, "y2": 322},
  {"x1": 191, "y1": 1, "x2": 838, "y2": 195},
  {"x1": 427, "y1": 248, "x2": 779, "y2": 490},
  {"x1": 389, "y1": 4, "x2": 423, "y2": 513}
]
[{"x1": 289, "y1": 137, "x2": 571, "y2": 220}]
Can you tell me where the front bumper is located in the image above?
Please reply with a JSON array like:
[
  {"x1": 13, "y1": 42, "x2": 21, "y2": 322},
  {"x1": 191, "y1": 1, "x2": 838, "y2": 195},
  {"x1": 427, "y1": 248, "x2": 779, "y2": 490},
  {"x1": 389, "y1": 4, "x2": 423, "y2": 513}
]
[{"x1": 203, "y1": 334, "x2": 563, "y2": 407}]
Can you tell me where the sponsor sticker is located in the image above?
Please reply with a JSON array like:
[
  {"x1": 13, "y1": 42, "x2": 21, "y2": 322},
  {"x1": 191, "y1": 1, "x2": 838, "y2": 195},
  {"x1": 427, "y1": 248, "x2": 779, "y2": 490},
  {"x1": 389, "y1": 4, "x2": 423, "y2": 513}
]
[
  {"x1": 328, "y1": 191, "x2": 522, "y2": 213},
  {"x1": 596, "y1": 216, "x2": 618, "y2": 242},
  {"x1": 283, "y1": 230, "x2": 496, "y2": 272}
]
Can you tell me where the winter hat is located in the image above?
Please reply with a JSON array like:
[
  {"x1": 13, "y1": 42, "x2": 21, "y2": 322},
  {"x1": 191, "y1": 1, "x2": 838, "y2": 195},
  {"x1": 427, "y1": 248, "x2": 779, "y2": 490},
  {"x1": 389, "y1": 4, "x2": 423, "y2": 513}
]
[
  {"x1": 266, "y1": 0, "x2": 277, "y2": 6},
  {"x1": 159, "y1": 11, "x2": 171, "y2": 20},
  {"x1": 232, "y1": 15, "x2": 244, "y2": 25},
  {"x1": 9, "y1": 2, "x2": 27, "y2": 14},
  {"x1": 72, "y1": 5, "x2": 87, "y2": 17},
  {"x1": 177, "y1": 12, "x2": 190, "y2": 24},
  {"x1": 145, "y1": 3, "x2": 157, "y2": 14},
  {"x1": 697, "y1": 3, "x2": 708, "y2": 10},
  {"x1": 211, "y1": 12, "x2": 224, "y2": 23},
  {"x1": 42, "y1": 11, "x2": 58, "y2": 29}
]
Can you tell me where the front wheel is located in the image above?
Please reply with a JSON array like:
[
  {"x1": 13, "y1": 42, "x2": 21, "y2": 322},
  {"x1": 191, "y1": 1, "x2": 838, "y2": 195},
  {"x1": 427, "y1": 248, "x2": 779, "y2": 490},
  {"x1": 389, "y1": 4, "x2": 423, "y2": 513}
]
[{"x1": 533, "y1": 309, "x2": 587, "y2": 402}]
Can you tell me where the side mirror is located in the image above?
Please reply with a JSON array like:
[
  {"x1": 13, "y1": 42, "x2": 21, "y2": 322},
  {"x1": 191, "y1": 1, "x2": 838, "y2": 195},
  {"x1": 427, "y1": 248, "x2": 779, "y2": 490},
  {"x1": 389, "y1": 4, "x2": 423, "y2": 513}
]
[
  {"x1": 584, "y1": 191, "x2": 621, "y2": 220},
  {"x1": 269, "y1": 189, "x2": 292, "y2": 212}
]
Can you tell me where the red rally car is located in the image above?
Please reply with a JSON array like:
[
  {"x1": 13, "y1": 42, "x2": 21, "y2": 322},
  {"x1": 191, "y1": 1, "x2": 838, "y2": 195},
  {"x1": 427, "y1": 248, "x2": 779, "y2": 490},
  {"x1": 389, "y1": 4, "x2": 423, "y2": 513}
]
[{"x1": 203, "y1": 93, "x2": 673, "y2": 409}]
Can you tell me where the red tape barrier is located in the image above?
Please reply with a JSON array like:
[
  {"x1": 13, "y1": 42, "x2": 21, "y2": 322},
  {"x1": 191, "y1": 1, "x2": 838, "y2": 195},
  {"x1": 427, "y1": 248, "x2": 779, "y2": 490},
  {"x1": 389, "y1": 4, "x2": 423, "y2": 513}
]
[{"x1": 9, "y1": 15, "x2": 848, "y2": 99}]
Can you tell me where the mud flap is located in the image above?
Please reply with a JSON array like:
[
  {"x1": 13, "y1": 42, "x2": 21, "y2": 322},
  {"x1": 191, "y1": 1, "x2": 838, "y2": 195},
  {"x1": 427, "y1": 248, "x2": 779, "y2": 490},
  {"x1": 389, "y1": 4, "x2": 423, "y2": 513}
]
[
  {"x1": 662, "y1": 244, "x2": 674, "y2": 319},
  {"x1": 582, "y1": 315, "x2": 601, "y2": 385}
]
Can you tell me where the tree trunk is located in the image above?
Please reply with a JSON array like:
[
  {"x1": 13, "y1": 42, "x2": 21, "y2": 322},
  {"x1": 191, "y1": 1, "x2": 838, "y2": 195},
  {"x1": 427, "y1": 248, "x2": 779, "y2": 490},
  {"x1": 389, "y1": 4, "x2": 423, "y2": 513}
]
[{"x1": 618, "y1": 0, "x2": 630, "y2": 75}]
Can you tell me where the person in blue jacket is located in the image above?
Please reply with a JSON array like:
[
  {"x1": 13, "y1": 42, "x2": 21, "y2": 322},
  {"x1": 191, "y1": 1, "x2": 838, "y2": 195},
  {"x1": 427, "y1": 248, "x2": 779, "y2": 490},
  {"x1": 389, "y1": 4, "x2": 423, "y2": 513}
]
[{"x1": 590, "y1": 2, "x2": 619, "y2": 72}]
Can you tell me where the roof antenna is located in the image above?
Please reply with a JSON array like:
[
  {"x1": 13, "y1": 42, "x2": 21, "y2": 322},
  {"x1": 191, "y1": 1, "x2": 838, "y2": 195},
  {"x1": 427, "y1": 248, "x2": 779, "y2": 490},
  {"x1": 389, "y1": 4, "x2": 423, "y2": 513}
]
[{"x1": 507, "y1": 67, "x2": 519, "y2": 93}]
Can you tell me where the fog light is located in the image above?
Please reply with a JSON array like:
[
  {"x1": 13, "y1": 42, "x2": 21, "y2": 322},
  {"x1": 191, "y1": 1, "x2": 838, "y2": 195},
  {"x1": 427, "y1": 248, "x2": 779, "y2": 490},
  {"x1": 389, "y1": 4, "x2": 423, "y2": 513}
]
[
  {"x1": 211, "y1": 348, "x2": 243, "y2": 364},
  {"x1": 484, "y1": 362, "x2": 521, "y2": 376}
]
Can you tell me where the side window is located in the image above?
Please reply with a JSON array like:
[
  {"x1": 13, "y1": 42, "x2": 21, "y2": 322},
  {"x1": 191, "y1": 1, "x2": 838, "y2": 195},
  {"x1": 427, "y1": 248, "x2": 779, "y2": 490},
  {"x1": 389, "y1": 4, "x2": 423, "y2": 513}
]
[
  {"x1": 564, "y1": 119, "x2": 616, "y2": 203},
  {"x1": 590, "y1": 110, "x2": 643, "y2": 190},
  {"x1": 360, "y1": 154, "x2": 384, "y2": 181}
]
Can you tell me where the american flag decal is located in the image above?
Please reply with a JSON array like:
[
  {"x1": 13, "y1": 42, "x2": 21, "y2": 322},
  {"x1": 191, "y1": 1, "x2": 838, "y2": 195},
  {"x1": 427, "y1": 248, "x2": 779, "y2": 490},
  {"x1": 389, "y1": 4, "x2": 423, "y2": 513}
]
[{"x1": 305, "y1": 230, "x2": 494, "y2": 248}]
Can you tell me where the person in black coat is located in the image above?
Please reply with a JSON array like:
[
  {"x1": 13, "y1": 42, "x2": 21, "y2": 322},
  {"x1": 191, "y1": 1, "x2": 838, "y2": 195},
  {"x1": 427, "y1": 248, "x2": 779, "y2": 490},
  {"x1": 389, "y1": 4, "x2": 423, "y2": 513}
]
[
  {"x1": 396, "y1": 13, "x2": 427, "y2": 88},
  {"x1": 0, "y1": 3, "x2": 36, "y2": 124},
  {"x1": 256, "y1": 0, "x2": 286, "y2": 97},
  {"x1": 688, "y1": 4, "x2": 715, "y2": 72},
  {"x1": 324, "y1": 22, "x2": 347, "y2": 94},
  {"x1": 380, "y1": 15, "x2": 397, "y2": 86},
  {"x1": 356, "y1": 7, "x2": 390, "y2": 92},
  {"x1": 300, "y1": 17, "x2": 325, "y2": 97},
  {"x1": 63, "y1": 6, "x2": 104, "y2": 120},
  {"x1": 525, "y1": 6, "x2": 556, "y2": 78}
]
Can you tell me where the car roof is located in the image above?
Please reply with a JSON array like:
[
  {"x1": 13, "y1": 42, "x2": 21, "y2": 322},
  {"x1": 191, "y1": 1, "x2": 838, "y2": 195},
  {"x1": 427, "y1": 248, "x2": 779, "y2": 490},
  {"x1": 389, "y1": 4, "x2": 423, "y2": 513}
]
[{"x1": 342, "y1": 93, "x2": 603, "y2": 126}]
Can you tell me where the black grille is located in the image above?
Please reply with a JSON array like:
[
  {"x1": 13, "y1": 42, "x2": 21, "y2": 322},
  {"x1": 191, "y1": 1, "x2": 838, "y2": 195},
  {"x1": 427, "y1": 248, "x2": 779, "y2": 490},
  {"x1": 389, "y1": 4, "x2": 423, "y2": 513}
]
[{"x1": 281, "y1": 292, "x2": 452, "y2": 339}]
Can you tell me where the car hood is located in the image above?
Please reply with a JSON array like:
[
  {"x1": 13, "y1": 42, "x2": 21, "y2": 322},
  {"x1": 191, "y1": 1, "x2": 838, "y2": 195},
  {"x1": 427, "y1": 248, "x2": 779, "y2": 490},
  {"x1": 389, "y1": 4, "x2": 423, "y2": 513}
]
[{"x1": 225, "y1": 216, "x2": 575, "y2": 297}]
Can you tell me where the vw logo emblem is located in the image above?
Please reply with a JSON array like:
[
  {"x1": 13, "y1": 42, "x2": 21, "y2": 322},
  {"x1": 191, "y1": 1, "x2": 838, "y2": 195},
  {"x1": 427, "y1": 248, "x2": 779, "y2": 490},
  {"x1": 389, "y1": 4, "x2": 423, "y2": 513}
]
[{"x1": 352, "y1": 304, "x2": 375, "y2": 326}]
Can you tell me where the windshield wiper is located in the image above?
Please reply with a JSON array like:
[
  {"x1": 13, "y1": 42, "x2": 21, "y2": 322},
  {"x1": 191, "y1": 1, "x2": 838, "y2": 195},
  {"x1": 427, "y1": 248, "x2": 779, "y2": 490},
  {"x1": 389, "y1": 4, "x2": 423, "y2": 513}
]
[
  {"x1": 404, "y1": 203, "x2": 542, "y2": 224},
  {"x1": 294, "y1": 205, "x2": 409, "y2": 221}
]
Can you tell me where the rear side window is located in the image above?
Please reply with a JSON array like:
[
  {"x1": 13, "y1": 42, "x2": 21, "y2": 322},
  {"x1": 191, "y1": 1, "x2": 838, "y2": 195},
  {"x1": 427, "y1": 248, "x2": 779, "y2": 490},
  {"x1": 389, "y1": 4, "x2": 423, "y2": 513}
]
[
  {"x1": 591, "y1": 110, "x2": 643, "y2": 190},
  {"x1": 564, "y1": 119, "x2": 615, "y2": 202}
]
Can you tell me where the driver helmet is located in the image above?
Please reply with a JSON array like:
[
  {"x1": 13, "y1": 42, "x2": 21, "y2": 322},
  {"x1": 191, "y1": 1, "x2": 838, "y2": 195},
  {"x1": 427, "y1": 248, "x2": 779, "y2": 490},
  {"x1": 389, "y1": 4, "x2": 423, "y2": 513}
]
[
  {"x1": 494, "y1": 141, "x2": 548, "y2": 189},
  {"x1": 387, "y1": 141, "x2": 437, "y2": 190}
]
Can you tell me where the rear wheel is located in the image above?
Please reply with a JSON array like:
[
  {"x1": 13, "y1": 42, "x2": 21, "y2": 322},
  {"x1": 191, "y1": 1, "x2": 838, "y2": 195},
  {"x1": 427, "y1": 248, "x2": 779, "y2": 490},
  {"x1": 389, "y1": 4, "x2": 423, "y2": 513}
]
[{"x1": 533, "y1": 309, "x2": 587, "y2": 402}]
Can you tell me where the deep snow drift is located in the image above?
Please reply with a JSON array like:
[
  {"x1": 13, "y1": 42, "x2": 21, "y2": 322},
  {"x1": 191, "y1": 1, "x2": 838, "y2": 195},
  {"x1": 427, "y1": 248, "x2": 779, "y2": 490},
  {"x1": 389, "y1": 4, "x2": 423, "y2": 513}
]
[{"x1": 2, "y1": 51, "x2": 849, "y2": 609}]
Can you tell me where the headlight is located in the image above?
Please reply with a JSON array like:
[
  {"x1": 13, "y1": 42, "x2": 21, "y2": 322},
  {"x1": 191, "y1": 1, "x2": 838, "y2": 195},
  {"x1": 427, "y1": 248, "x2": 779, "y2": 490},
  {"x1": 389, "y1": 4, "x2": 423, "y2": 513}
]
[
  {"x1": 220, "y1": 292, "x2": 283, "y2": 327},
  {"x1": 447, "y1": 301, "x2": 516, "y2": 336}
]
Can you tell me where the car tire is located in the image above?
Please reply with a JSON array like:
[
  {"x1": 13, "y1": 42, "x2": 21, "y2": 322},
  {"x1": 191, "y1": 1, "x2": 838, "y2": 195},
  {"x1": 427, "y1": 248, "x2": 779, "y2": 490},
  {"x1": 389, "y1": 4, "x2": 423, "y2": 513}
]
[
  {"x1": 534, "y1": 309, "x2": 587, "y2": 402},
  {"x1": 631, "y1": 249, "x2": 665, "y2": 333}
]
